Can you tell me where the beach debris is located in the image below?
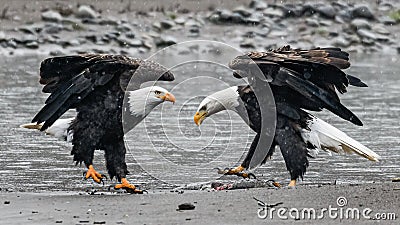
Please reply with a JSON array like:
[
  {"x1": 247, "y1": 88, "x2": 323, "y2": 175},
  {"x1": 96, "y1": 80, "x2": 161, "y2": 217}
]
[
  {"x1": 178, "y1": 203, "x2": 196, "y2": 211},
  {"x1": 253, "y1": 197, "x2": 283, "y2": 208}
]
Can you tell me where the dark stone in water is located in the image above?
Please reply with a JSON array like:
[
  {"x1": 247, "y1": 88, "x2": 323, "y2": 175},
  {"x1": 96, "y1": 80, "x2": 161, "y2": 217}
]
[
  {"x1": 316, "y1": 5, "x2": 336, "y2": 19},
  {"x1": 351, "y1": 5, "x2": 375, "y2": 20},
  {"x1": 178, "y1": 203, "x2": 195, "y2": 210},
  {"x1": 154, "y1": 36, "x2": 177, "y2": 47}
]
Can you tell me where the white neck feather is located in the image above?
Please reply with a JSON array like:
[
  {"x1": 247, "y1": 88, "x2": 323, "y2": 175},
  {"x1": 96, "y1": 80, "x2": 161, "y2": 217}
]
[{"x1": 128, "y1": 87, "x2": 163, "y2": 117}]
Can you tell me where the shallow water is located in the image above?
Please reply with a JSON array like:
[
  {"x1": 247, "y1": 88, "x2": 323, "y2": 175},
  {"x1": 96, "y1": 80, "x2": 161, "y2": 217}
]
[{"x1": 0, "y1": 52, "x2": 399, "y2": 192}]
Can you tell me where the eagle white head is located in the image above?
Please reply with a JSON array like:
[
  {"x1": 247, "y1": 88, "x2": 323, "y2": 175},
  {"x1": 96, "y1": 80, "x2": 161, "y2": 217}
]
[
  {"x1": 128, "y1": 86, "x2": 175, "y2": 117},
  {"x1": 194, "y1": 86, "x2": 244, "y2": 126}
]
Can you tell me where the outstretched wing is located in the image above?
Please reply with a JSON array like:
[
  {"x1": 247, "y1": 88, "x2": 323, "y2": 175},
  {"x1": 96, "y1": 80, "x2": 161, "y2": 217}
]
[
  {"x1": 230, "y1": 46, "x2": 365, "y2": 126},
  {"x1": 33, "y1": 54, "x2": 174, "y2": 131}
]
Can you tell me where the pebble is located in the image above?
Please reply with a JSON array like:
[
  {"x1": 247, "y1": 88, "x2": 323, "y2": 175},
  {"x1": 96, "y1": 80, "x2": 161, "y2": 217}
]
[
  {"x1": 76, "y1": 5, "x2": 98, "y2": 19},
  {"x1": 372, "y1": 24, "x2": 390, "y2": 35},
  {"x1": 305, "y1": 18, "x2": 320, "y2": 27},
  {"x1": 263, "y1": 8, "x2": 284, "y2": 18},
  {"x1": 160, "y1": 20, "x2": 175, "y2": 29},
  {"x1": 351, "y1": 5, "x2": 375, "y2": 20},
  {"x1": 43, "y1": 24, "x2": 63, "y2": 34},
  {"x1": 233, "y1": 6, "x2": 252, "y2": 17},
  {"x1": 178, "y1": 203, "x2": 195, "y2": 210},
  {"x1": 350, "y1": 19, "x2": 371, "y2": 30},
  {"x1": 316, "y1": 5, "x2": 336, "y2": 19},
  {"x1": 240, "y1": 39, "x2": 256, "y2": 48},
  {"x1": 154, "y1": 36, "x2": 177, "y2": 47},
  {"x1": 331, "y1": 36, "x2": 350, "y2": 47},
  {"x1": 25, "y1": 41, "x2": 39, "y2": 49},
  {"x1": 174, "y1": 17, "x2": 186, "y2": 25},
  {"x1": 41, "y1": 10, "x2": 63, "y2": 22},
  {"x1": 357, "y1": 29, "x2": 376, "y2": 40},
  {"x1": 249, "y1": 0, "x2": 268, "y2": 10}
]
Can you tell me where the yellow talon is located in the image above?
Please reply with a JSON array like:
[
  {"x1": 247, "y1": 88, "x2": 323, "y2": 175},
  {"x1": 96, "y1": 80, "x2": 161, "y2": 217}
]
[
  {"x1": 225, "y1": 165, "x2": 245, "y2": 175},
  {"x1": 114, "y1": 178, "x2": 144, "y2": 194},
  {"x1": 84, "y1": 165, "x2": 104, "y2": 184},
  {"x1": 288, "y1": 179, "x2": 296, "y2": 187}
]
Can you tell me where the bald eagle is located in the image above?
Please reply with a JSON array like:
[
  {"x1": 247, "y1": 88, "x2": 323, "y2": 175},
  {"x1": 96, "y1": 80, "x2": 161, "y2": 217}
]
[
  {"x1": 194, "y1": 46, "x2": 380, "y2": 187},
  {"x1": 29, "y1": 54, "x2": 175, "y2": 193}
]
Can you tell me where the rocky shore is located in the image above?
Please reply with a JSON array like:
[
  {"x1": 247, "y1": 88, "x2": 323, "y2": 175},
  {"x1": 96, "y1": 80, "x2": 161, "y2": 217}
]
[{"x1": 0, "y1": 0, "x2": 399, "y2": 56}]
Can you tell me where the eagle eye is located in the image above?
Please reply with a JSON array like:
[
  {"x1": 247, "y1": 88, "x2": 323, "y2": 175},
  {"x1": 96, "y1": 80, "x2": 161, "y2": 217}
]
[{"x1": 154, "y1": 90, "x2": 161, "y2": 95}]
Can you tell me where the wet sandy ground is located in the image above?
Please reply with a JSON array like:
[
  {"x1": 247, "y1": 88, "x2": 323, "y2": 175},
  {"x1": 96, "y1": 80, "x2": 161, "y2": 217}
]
[{"x1": 1, "y1": 183, "x2": 399, "y2": 225}]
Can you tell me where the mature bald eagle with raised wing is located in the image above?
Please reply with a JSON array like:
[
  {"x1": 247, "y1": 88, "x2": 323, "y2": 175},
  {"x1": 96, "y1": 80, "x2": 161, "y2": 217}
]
[
  {"x1": 29, "y1": 54, "x2": 175, "y2": 193},
  {"x1": 194, "y1": 46, "x2": 380, "y2": 187}
]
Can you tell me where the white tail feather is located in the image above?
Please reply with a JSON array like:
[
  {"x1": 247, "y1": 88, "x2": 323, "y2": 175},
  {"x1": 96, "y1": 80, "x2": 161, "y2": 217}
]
[
  {"x1": 301, "y1": 116, "x2": 380, "y2": 161},
  {"x1": 20, "y1": 118, "x2": 74, "y2": 141}
]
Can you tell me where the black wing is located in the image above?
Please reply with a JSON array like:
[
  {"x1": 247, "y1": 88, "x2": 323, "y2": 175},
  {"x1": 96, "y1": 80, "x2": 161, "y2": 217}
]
[
  {"x1": 33, "y1": 54, "x2": 174, "y2": 131},
  {"x1": 230, "y1": 46, "x2": 364, "y2": 126}
]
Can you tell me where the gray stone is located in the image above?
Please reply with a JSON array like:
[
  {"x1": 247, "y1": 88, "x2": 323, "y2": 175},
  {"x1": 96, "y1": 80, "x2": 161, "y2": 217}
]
[
  {"x1": 249, "y1": 0, "x2": 267, "y2": 10},
  {"x1": 255, "y1": 28, "x2": 270, "y2": 37},
  {"x1": 76, "y1": 5, "x2": 98, "y2": 19},
  {"x1": 316, "y1": 5, "x2": 336, "y2": 19},
  {"x1": 116, "y1": 23, "x2": 132, "y2": 32},
  {"x1": 350, "y1": 19, "x2": 371, "y2": 30},
  {"x1": 269, "y1": 30, "x2": 288, "y2": 38},
  {"x1": 331, "y1": 36, "x2": 350, "y2": 47},
  {"x1": 231, "y1": 13, "x2": 246, "y2": 23},
  {"x1": 305, "y1": 18, "x2": 319, "y2": 27},
  {"x1": 244, "y1": 16, "x2": 261, "y2": 25},
  {"x1": 379, "y1": 16, "x2": 397, "y2": 25},
  {"x1": 240, "y1": 39, "x2": 256, "y2": 48},
  {"x1": 160, "y1": 20, "x2": 175, "y2": 29},
  {"x1": 43, "y1": 24, "x2": 63, "y2": 34},
  {"x1": 25, "y1": 41, "x2": 39, "y2": 49},
  {"x1": 174, "y1": 17, "x2": 186, "y2": 25},
  {"x1": 152, "y1": 22, "x2": 162, "y2": 30},
  {"x1": 233, "y1": 6, "x2": 252, "y2": 17},
  {"x1": 0, "y1": 31, "x2": 5, "y2": 41},
  {"x1": 375, "y1": 34, "x2": 390, "y2": 42},
  {"x1": 41, "y1": 10, "x2": 63, "y2": 22},
  {"x1": 185, "y1": 19, "x2": 201, "y2": 28},
  {"x1": 319, "y1": 19, "x2": 332, "y2": 26},
  {"x1": 125, "y1": 32, "x2": 136, "y2": 39},
  {"x1": 357, "y1": 29, "x2": 376, "y2": 40},
  {"x1": 351, "y1": 5, "x2": 375, "y2": 20},
  {"x1": 68, "y1": 39, "x2": 81, "y2": 46},
  {"x1": 263, "y1": 8, "x2": 283, "y2": 18},
  {"x1": 99, "y1": 18, "x2": 119, "y2": 26},
  {"x1": 13, "y1": 35, "x2": 36, "y2": 44},
  {"x1": 154, "y1": 36, "x2": 177, "y2": 47},
  {"x1": 372, "y1": 24, "x2": 390, "y2": 35},
  {"x1": 219, "y1": 10, "x2": 233, "y2": 21}
]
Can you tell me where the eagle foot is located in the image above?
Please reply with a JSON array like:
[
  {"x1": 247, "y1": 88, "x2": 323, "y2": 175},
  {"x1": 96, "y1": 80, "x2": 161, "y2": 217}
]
[
  {"x1": 83, "y1": 165, "x2": 107, "y2": 184},
  {"x1": 114, "y1": 178, "x2": 146, "y2": 194},
  {"x1": 266, "y1": 179, "x2": 282, "y2": 188},
  {"x1": 215, "y1": 166, "x2": 256, "y2": 179}
]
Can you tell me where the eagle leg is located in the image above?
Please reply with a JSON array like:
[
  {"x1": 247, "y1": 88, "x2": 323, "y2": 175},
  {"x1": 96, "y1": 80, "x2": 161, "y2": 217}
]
[
  {"x1": 84, "y1": 165, "x2": 106, "y2": 184},
  {"x1": 114, "y1": 178, "x2": 145, "y2": 194},
  {"x1": 288, "y1": 180, "x2": 297, "y2": 187},
  {"x1": 215, "y1": 165, "x2": 256, "y2": 179}
]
